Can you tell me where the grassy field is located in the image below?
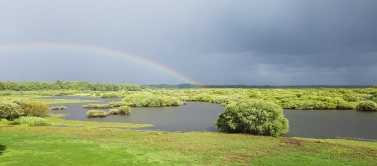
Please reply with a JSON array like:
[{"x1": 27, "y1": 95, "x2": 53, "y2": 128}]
[
  {"x1": 1, "y1": 122, "x2": 377, "y2": 165},
  {"x1": 1, "y1": 88, "x2": 377, "y2": 165},
  {"x1": 0, "y1": 96, "x2": 101, "y2": 105}
]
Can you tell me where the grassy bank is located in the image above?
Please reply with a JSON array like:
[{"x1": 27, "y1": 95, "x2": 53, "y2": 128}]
[{"x1": 0, "y1": 124, "x2": 376, "y2": 165}]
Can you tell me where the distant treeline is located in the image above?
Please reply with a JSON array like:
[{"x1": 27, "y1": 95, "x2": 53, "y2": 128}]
[
  {"x1": 0, "y1": 80, "x2": 141, "y2": 91},
  {"x1": 0, "y1": 80, "x2": 375, "y2": 91}
]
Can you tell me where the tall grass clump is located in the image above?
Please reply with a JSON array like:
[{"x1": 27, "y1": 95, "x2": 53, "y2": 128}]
[
  {"x1": 215, "y1": 99, "x2": 289, "y2": 137},
  {"x1": 356, "y1": 101, "x2": 377, "y2": 111},
  {"x1": 118, "y1": 106, "x2": 131, "y2": 115},
  {"x1": 85, "y1": 110, "x2": 108, "y2": 117},
  {"x1": 23, "y1": 101, "x2": 51, "y2": 117},
  {"x1": 0, "y1": 101, "x2": 24, "y2": 119},
  {"x1": 109, "y1": 106, "x2": 131, "y2": 115},
  {"x1": 19, "y1": 116, "x2": 47, "y2": 126},
  {"x1": 82, "y1": 103, "x2": 113, "y2": 109},
  {"x1": 108, "y1": 109, "x2": 120, "y2": 115}
]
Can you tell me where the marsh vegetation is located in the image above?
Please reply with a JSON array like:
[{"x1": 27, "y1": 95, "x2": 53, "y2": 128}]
[{"x1": 1, "y1": 81, "x2": 377, "y2": 165}]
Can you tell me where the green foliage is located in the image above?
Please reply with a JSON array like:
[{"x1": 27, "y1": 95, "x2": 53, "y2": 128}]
[
  {"x1": 108, "y1": 106, "x2": 131, "y2": 115},
  {"x1": 337, "y1": 102, "x2": 356, "y2": 110},
  {"x1": 108, "y1": 109, "x2": 120, "y2": 115},
  {"x1": 11, "y1": 98, "x2": 28, "y2": 108},
  {"x1": 101, "y1": 92, "x2": 121, "y2": 98},
  {"x1": 122, "y1": 94, "x2": 182, "y2": 107},
  {"x1": 85, "y1": 110, "x2": 108, "y2": 117},
  {"x1": 0, "y1": 102, "x2": 24, "y2": 119},
  {"x1": 215, "y1": 99, "x2": 289, "y2": 136},
  {"x1": 343, "y1": 94, "x2": 360, "y2": 102},
  {"x1": 82, "y1": 103, "x2": 113, "y2": 109},
  {"x1": 0, "y1": 80, "x2": 143, "y2": 91},
  {"x1": 23, "y1": 101, "x2": 51, "y2": 117},
  {"x1": 19, "y1": 116, "x2": 47, "y2": 126},
  {"x1": 108, "y1": 101, "x2": 127, "y2": 107},
  {"x1": 356, "y1": 101, "x2": 377, "y2": 111},
  {"x1": 372, "y1": 93, "x2": 377, "y2": 102},
  {"x1": 118, "y1": 106, "x2": 131, "y2": 115}
]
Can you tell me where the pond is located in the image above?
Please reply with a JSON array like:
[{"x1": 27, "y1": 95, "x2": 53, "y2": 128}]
[{"x1": 43, "y1": 96, "x2": 377, "y2": 140}]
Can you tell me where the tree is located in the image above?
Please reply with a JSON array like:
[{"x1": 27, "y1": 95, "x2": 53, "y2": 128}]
[{"x1": 215, "y1": 99, "x2": 289, "y2": 136}]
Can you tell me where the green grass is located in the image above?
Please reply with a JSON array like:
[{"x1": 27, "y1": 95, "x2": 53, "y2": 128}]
[
  {"x1": 0, "y1": 126, "x2": 376, "y2": 165},
  {"x1": 33, "y1": 99, "x2": 101, "y2": 104},
  {"x1": 0, "y1": 114, "x2": 152, "y2": 128}
]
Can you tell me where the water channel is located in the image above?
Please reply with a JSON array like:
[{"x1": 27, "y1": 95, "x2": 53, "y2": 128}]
[{"x1": 42, "y1": 96, "x2": 377, "y2": 140}]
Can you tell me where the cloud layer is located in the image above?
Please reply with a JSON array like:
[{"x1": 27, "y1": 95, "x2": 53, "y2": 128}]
[{"x1": 1, "y1": 0, "x2": 376, "y2": 85}]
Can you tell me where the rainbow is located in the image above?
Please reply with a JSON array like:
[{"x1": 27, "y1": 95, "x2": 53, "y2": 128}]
[{"x1": 0, "y1": 42, "x2": 200, "y2": 85}]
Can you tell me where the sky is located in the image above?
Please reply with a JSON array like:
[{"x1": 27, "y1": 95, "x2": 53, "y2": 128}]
[{"x1": 0, "y1": 0, "x2": 377, "y2": 85}]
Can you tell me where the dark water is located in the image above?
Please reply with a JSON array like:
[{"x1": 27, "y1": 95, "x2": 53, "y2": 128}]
[{"x1": 44, "y1": 96, "x2": 377, "y2": 139}]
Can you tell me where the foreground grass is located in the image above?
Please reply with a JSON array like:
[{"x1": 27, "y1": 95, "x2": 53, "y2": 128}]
[
  {"x1": 0, "y1": 114, "x2": 152, "y2": 129},
  {"x1": 0, "y1": 124, "x2": 376, "y2": 165}
]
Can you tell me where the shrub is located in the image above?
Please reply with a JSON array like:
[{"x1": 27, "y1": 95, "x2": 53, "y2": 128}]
[
  {"x1": 337, "y1": 102, "x2": 355, "y2": 110},
  {"x1": 19, "y1": 116, "x2": 47, "y2": 126},
  {"x1": 215, "y1": 99, "x2": 289, "y2": 136},
  {"x1": 101, "y1": 92, "x2": 120, "y2": 98},
  {"x1": 118, "y1": 106, "x2": 131, "y2": 115},
  {"x1": 0, "y1": 102, "x2": 24, "y2": 119},
  {"x1": 11, "y1": 99, "x2": 28, "y2": 108},
  {"x1": 23, "y1": 101, "x2": 51, "y2": 117},
  {"x1": 108, "y1": 101, "x2": 127, "y2": 107},
  {"x1": 108, "y1": 109, "x2": 120, "y2": 115},
  {"x1": 343, "y1": 94, "x2": 360, "y2": 102},
  {"x1": 122, "y1": 94, "x2": 182, "y2": 107},
  {"x1": 82, "y1": 103, "x2": 113, "y2": 109},
  {"x1": 85, "y1": 110, "x2": 108, "y2": 117},
  {"x1": 356, "y1": 101, "x2": 377, "y2": 111}
]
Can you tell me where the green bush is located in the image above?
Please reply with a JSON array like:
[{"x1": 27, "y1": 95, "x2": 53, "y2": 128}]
[
  {"x1": 101, "y1": 92, "x2": 120, "y2": 98},
  {"x1": 23, "y1": 101, "x2": 51, "y2": 117},
  {"x1": 108, "y1": 109, "x2": 120, "y2": 115},
  {"x1": 337, "y1": 102, "x2": 355, "y2": 110},
  {"x1": 11, "y1": 99, "x2": 28, "y2": 108},
  {"x1": 122, "y1": 94, "x2": 182, "y2": 107},
  {"x1": 0, "y1": 102, "x2": 24, "y2": 119},
  {"x1": 19, "y1": 116, "x2": 47, "y2": 126},
  {"x1": 85, "y1": 110, "x2": 108, "y2": 117},
  {"x1": 82, "y1": 103, "x2": 113, "y2": 109},
  {"x1": 343, "y1": 94, "x2": 360, "y2": 102},
  {"x1": 118, "y1": 106, "x2": 131, "y2": 115},
  {"x1": 356, "y1": 101, "x2": 377, "y2": 111},
  {"x1": 215, "y1": 99, "x2": 289, "y2": 137},
  {"x1": 108, "y1": 101, "x2": 127, "y2": 107}
]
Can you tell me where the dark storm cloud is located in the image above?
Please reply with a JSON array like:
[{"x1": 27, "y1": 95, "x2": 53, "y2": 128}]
[{"x1": 0, "y1": 0, "x2": 376, "y2": 85}]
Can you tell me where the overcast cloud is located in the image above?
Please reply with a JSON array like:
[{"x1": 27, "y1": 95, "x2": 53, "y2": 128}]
[{"x1": 0, "y1": 0, "x2": 376, "y2": 85}]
